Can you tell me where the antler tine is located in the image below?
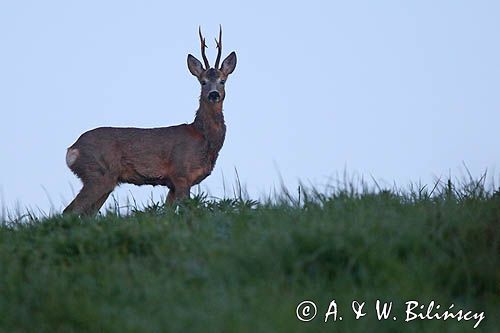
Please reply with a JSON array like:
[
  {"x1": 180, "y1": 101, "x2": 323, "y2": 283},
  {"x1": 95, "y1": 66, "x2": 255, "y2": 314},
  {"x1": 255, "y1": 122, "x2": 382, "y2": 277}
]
[
  {"x1": 214, "y1": 25, "x2": 223, "y2": 69},
  {"x1": 198, "y1": 26, "x2": 210, "y2": 69}
]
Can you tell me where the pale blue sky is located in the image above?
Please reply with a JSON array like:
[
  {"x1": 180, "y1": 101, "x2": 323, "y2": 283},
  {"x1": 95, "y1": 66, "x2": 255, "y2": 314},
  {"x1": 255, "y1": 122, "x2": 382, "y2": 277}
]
[{"x1": 1, "y1": 1, "x2": 499, "y2": 214}]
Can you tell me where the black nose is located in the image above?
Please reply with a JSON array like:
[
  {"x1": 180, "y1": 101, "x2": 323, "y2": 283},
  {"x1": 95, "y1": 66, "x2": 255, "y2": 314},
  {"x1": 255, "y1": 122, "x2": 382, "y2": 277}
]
[{"x1": 208, "y1": 91, "x2": 220, "y2": 102}]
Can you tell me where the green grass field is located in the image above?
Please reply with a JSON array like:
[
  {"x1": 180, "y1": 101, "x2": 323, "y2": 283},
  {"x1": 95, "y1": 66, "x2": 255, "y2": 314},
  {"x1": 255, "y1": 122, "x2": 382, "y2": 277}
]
[{"x1": 0, "y1": 178, "x2": 499, "y2": 332}]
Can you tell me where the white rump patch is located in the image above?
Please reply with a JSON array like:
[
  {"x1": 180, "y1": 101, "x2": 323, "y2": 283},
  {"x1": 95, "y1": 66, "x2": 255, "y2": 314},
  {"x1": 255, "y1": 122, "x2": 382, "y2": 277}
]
[{"x1": 66, "y1": 148, "x2": 79, "y2": 167}]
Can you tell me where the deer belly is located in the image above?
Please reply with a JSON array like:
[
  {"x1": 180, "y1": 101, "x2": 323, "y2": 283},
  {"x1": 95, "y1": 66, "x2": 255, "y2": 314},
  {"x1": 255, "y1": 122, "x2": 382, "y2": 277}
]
[{"x1": 119, "y1": 166, "x2": 173, "y2": 188}]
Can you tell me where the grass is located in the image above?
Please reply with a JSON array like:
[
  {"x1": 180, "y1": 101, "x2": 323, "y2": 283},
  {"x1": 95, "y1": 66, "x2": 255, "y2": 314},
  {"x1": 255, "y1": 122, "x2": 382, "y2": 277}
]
[{"x1": 0, "y1": 177, "x2": 499, "y2": 332}]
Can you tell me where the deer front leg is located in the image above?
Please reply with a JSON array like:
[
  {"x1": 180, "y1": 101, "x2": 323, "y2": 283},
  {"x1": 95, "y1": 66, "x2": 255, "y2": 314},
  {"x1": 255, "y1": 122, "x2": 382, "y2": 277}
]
[
  {"x1": 175, "y1": 185, "x2": 191, "y2": 202},
  {"x1": 167, "y1": 178, "x2": 191, "y2": 204},
  {"x1": 166, "y1": 188, "x2": 176, "y2": 205}
]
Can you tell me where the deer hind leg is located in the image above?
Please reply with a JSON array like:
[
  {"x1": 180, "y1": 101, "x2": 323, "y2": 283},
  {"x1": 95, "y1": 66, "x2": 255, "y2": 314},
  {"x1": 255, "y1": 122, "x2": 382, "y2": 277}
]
[
  {"x1": 64, "y1": 147, "x2": 120, "y2": 216},
  {"x1": 89, "y1": 190, "x2": 113, "y2": 215},
  {"x1": 64, "y1": 179, "x2": 116, "y2": 216}
]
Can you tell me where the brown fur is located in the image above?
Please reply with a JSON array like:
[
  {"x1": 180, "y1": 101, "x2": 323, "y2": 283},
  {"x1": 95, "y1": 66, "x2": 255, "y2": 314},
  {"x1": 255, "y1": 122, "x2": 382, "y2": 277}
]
[{"x1": 64, "y1": 33, "x2": 237, "y2": 216}]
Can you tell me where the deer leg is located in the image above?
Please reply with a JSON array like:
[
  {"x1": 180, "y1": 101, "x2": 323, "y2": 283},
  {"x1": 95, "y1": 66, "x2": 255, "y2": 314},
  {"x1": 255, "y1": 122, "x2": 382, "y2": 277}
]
[
  {"x1": 64, "y1": 181, "x2": 115, "y2": 216},
  {"x1": 87, "y1": 190, "x2": 113, "y2": 215},
  {"x1": 64, "y1": 185, "x2": 98, "y2": 216},
  {"x1": 168, "y1": 178, "x2": 191, "y2": 203},
  {"x1": 174, "y1": 185, "x2": 191, "y2": 202},
  {"x1": 166, "y1": 188, "x2": 176, "y2": 205}
]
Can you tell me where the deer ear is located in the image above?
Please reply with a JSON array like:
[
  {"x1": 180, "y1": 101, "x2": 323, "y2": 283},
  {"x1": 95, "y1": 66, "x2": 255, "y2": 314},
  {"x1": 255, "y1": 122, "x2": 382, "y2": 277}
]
[
  {"x1": 187, "y1": 54, "x2": 204, "y2": 77},
  {"x1": 220, "y1": 51, "x2": 237, "y2": 75}
]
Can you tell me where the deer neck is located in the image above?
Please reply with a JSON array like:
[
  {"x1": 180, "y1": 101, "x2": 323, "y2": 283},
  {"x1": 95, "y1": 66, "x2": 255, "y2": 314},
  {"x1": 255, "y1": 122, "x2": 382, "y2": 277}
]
[{"x1": 193, "y1": 100, "x2": 226, "y2": 154}]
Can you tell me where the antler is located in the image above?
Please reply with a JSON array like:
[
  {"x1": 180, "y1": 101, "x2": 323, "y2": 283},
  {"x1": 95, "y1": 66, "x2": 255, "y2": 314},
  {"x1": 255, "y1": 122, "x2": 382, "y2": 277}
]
[
  {"x1": 198, "y1": 26, "x2": 210, "y2": 69},
  {"x1": 214, "y1": 25, "x2": 223, "y2": 69}
]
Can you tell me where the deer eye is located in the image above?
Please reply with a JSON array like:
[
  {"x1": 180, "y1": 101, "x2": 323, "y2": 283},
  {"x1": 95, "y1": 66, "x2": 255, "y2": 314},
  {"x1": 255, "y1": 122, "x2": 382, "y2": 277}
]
[
  {"x1": 201, "y1": 80, "x2": 207, "y2": 85},
  {"x1": 220, "y1": 80, "x2": 225, "y2": 85}
]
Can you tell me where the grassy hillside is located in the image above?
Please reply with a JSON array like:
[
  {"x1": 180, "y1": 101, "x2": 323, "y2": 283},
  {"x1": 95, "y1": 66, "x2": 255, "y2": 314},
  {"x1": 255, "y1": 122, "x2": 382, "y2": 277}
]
[{"x1": 0, "y1": 180, "x2": 499, "y2": 332}]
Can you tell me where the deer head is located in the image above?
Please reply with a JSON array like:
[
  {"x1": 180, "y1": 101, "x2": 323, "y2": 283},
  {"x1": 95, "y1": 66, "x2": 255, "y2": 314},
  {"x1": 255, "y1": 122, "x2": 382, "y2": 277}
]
[{"x1": 187, "y1": 26, "x2": 237, "y2": 104}]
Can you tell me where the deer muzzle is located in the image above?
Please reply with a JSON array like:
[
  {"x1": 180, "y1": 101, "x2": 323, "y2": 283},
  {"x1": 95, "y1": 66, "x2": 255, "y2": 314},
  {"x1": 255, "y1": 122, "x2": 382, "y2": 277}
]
[{"x1": 208, "y1": 91, "x2": 221, "y2": 103}]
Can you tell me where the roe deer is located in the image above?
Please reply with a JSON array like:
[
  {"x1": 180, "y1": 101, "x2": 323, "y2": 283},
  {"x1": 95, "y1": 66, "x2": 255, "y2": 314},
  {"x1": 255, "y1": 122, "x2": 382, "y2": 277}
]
[{"x1": 63, "y1": 27, "x2": 237, "y2": 216}]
